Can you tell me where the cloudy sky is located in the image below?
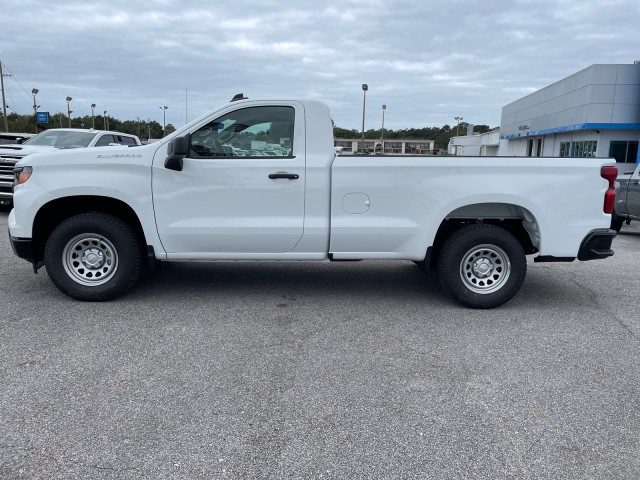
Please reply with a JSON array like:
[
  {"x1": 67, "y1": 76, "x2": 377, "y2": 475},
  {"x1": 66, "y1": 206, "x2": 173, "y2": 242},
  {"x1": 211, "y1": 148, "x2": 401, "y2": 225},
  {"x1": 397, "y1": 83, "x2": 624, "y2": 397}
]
[{"x1": 1, "y1": 0, "x2": 639, "y2": 131}]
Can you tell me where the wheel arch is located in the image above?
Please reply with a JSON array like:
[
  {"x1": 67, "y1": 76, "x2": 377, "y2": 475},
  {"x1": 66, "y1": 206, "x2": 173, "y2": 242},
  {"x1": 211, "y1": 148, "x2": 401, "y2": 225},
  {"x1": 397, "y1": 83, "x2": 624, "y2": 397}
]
[
  {"x1": 32, "y1": 196, "x2": 147, "y2": 264},
  {"x1": 426, "y1": 202, "x2": 541, "y2": 270}
]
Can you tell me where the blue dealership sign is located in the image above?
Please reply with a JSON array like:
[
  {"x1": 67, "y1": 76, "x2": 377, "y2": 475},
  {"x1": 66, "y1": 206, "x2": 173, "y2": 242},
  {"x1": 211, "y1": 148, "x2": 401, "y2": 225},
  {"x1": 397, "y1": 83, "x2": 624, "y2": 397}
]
[{"x1": 36, "y1": 111, "x2": 49, "y2": 123}]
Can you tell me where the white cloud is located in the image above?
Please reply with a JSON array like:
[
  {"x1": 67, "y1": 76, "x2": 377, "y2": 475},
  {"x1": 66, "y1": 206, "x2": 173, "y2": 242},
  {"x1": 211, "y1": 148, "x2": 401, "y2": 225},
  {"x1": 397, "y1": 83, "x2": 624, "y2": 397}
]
[{"x1": 1, "y1": 0, "x2": 638, "y2": 129}]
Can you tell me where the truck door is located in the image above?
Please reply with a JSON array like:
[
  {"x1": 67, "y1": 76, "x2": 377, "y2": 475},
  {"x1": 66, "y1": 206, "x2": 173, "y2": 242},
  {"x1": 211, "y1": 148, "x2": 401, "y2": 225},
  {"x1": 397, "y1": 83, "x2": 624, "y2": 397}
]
[
  {"x1": 626, "y1": 164, "x2": 640, "y2": 217},
  {"x1": 152, "y1": 104, "x2": 305, "y2": 255}
]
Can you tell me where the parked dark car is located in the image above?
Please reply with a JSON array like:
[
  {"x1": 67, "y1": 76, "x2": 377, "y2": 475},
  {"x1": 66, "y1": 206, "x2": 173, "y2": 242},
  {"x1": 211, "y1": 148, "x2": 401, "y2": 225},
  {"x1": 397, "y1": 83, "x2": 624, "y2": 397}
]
[{"x1": 611, "y1": 162, "x2": 640, "y2": 232}]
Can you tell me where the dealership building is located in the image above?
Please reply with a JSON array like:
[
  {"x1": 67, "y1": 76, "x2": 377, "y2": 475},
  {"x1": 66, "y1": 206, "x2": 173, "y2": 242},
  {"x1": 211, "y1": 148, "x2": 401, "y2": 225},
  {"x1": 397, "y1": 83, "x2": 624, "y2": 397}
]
[{"x1": 449, "y1": 63, "x2": 640, "y2": 166}]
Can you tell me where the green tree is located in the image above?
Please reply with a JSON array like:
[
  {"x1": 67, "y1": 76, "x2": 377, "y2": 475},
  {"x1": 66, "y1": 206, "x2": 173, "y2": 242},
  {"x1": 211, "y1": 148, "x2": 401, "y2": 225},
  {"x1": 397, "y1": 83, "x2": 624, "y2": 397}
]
[
  {"x1": 333, "y1": 126, "x2": 359, "y2": 138},
  {"x1": 473, "y1": 125, "x2": 491, "y2": 134}
]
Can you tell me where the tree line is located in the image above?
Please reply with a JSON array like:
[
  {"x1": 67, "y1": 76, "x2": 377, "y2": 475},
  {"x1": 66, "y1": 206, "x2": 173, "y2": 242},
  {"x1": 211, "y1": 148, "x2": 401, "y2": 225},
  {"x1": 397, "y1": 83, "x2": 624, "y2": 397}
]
[
  {"x1": 1, "y1": 112, "x2": 176, "y2": 140},
  {"x1": 2, "y1": 111, "x2": 493, "y2": 149},
  {"x1": 333, "y1": 124, "x2": 493, "y2": 151}
]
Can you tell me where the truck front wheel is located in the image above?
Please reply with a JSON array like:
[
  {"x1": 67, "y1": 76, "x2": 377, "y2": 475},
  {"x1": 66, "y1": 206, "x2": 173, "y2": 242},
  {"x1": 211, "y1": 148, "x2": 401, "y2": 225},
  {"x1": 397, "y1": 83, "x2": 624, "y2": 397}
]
[
  {"x1": 44, "y1": 213, "x2": 143, "y2": 301},
  {"x1": 437, "y1": 224, "x2": 526, "y2": 309}
]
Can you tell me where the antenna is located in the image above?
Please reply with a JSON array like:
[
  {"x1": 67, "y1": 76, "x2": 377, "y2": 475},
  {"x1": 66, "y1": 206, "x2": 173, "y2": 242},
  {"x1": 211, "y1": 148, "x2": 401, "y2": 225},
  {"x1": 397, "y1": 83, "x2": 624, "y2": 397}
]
[{"x1": 230, "y1": 93, "x2": 248, "y2": 102}]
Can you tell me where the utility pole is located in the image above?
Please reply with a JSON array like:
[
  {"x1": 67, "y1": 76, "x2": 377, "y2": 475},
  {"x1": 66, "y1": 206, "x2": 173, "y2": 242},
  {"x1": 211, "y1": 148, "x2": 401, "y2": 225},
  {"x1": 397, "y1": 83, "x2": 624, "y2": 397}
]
[
  {"x1": 361, "y1": 84, "x2": 368, "y2": 154},
  {"x1": 0, "y1": 61, "x2": 10, "y2": 132},
  {"x1": 66, "y1": 96, "x2": 73, "y2": 128},
  {"x1": 32, "y1": 88, "x2": 39, "y2": 133},
  {"x1": 455, "y1": 116, "x2": 463, "y2": 136},
  {"x1": 159, "y1": 105, "x2": 168, "y2": 137},
  {"x1": 380, "y1": 105, "x2": 386, "y2": 155}
]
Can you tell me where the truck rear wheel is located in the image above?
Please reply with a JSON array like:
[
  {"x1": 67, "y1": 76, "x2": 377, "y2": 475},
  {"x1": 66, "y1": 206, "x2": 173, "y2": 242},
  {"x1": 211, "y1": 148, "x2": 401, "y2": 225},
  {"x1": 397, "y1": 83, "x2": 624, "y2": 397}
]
[
  {"x1": 437, "y1": 224, "x2": 526, "y2": 309},
  {"x1": 44, "y1": 213, "x2": 143, "y2": 301}
]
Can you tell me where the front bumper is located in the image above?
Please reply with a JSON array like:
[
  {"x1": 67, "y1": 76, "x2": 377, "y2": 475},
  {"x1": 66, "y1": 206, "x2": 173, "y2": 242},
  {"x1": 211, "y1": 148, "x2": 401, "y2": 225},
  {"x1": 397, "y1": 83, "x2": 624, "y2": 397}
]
[
  {"x1": 577, "y1": 229, "x2": 616, "y2": 261},
  {"x1": 9, "y1": 232, "x2": 35, "y2": 263}
]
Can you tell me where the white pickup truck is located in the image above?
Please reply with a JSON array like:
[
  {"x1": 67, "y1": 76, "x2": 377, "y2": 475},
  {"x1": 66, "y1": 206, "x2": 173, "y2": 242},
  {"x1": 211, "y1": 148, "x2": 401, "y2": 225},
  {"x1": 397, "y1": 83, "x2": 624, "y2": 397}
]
[{"x1": 8, "y1": 97, "x2": 618, "y2": 308}]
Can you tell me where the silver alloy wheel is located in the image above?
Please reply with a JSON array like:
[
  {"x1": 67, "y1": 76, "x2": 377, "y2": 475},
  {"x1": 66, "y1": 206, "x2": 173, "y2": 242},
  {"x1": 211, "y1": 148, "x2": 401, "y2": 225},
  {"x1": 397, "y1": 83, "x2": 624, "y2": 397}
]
[
  {"x1": 62, "y1": 233, "x2": 118, "y2": 286},
  {"x1": 459, "y1": 244, "x2": 511, "y2": 294}
]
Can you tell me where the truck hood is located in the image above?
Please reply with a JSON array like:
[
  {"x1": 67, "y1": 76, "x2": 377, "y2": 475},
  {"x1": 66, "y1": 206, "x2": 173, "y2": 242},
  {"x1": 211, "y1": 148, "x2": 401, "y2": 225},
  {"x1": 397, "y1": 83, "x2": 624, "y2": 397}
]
[{"x1": 15, "y1": 143, "x2": 158, "y2": 168}]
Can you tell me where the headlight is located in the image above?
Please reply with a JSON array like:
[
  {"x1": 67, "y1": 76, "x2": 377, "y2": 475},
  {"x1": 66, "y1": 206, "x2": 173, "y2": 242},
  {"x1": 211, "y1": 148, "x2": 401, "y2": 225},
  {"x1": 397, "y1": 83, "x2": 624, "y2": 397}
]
[{"x1": 14, "y1": 166, "x2": 33, "y2": 186}]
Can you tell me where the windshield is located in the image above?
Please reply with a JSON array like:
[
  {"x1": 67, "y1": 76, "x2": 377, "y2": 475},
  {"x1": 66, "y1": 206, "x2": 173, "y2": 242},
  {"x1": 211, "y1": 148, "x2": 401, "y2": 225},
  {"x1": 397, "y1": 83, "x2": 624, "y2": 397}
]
[{"x1": 26, "y1": 130, "x2": 98, "y2": 148}]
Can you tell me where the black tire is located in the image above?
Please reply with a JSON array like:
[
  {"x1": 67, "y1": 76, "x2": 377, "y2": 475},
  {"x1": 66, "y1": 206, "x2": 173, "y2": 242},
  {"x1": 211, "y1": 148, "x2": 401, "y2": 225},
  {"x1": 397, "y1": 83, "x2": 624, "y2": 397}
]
[
  {"x1": 437, "y1": 224, "x2": 526, "y2": 309},
  {"x1": 44, "y1": 213, "x2": 143, "y2": 301},
  {"x1": 610, "y1": 213, "x2": 623, "y2": 233}
]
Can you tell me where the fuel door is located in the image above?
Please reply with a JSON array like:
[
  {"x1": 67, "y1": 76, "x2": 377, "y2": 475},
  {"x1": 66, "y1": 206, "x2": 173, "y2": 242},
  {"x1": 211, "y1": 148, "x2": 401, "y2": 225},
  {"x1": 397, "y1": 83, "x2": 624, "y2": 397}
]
[{"x1": 343, "y1": 193, "x2": 370, "y2": 214}]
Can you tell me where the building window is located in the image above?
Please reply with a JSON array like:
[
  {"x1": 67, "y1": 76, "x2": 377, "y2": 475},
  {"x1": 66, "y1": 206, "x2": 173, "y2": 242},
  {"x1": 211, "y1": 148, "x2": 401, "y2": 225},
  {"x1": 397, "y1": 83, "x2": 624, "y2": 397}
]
[
  {"x1": 559, "y1": 140, "x2": 597, "y2": 158},
  {"x1": 560, "y1": 142, "x2": 568, "y2": 157},
  {"x1": 609, "y1": 141, "x2": 639, "y2": 163}
]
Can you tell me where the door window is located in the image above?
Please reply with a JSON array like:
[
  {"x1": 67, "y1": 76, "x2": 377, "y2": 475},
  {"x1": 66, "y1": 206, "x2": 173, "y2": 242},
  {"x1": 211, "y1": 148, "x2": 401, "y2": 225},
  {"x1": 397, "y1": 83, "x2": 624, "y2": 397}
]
[
  {"x1": 116, "y1": 135, "x2": 138, "y2": 146},
  {"x1": 189, "y1": 106, "x2": 294, "y2": 158},
  {"x1": 95, "y1": 134, "x2": 117, "y2": 146}
]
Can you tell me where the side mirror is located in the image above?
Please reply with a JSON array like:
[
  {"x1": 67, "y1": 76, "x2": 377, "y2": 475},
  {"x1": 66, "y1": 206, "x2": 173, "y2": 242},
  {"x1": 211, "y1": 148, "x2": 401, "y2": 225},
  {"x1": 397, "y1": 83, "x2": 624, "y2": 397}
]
[
  {"x1": 168, "y1": 135, "x2": 188, "y2": 156},
  {"x1": 165, "y1": 135, "x2": 189, "y2": 171},
  {"x1": 165, "y1": 155, "x2": 183, "y2": 171}
]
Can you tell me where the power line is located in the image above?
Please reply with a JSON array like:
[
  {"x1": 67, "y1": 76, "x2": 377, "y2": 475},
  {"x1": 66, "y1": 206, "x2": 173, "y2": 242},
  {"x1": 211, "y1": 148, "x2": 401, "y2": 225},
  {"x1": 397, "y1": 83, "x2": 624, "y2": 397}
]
[{"x1": 1, "y1": 62, "x2": 37, "y2": 114}]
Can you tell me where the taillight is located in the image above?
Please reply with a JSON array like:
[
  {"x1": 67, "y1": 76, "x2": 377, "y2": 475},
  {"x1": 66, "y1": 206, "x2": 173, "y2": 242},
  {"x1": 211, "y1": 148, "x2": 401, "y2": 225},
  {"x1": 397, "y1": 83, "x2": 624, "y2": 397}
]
[{"x1": 601, "y1": 165, "x2": 617, "y2": 214}]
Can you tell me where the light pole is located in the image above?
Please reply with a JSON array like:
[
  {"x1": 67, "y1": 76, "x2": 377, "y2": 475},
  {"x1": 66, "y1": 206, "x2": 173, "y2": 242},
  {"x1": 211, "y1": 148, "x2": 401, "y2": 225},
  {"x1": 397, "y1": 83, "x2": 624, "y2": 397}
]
[
  {"x1": 66, "y1": 96, "x2": 73, "y2": 128},
  {"x1": 32, "y1": 89, "x2": 39, "y2": 133},
  {"x1": 380, "y1": 104, "x2": 386, "y2": 155},
  {"x1": 455, "y1": 116, "x2": 463, "y2": 136},
  {"x1": 91, "y1": 103, "x2": 96, "y2": 129},
  {"x1": 136, "y1": 116, "x2": 140, "y2": 138},
  {"x1": 360, "y1": 84, "x2": 368, "y2": 154},
  {"x1": 103, "y1": 111, "x2": 108, "y2": 130},
  {"x1": 159, "y1": 106, "x2": 168, "y2": 137}
]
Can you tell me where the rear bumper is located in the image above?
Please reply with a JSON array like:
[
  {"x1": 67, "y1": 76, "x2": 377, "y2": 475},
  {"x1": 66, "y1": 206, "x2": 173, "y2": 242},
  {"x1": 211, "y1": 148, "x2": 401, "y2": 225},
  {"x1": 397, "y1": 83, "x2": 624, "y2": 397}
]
[{"x1": 577, "y1": 229, "x2": 616, "y2": 261}]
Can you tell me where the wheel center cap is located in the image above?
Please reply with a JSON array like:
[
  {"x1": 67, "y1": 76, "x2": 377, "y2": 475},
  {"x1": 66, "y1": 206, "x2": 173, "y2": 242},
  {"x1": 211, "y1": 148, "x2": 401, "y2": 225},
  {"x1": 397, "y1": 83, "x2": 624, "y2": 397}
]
[
  {"x1": 473, "y1": 258, "x2": 493, "y2": 277},
  {"x1": 82, "y1": 248, "x2": 104, "y2": 268}
]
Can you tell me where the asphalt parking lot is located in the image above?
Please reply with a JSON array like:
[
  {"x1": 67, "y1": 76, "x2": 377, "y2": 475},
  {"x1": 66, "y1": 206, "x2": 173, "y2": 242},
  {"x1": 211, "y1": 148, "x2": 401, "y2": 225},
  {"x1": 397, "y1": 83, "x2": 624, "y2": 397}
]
[{"x1": 1, "y1": 210, "x2": 639, "y2": 479}]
